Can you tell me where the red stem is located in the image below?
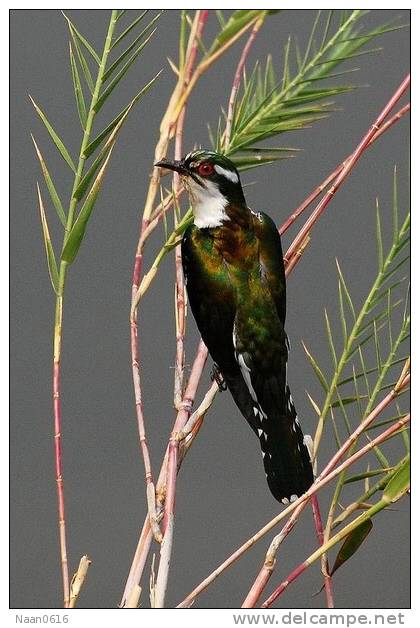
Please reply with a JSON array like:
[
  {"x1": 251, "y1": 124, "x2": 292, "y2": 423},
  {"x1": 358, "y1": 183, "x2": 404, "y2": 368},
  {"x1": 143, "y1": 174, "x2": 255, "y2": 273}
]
[
  {"x1": 279, "y1": 103, "x2": 410, "y2": 238},
  {"x1": 53, "y1": 358, "x2": 69, "y2": 607},
  {"x1": 261, "y1": 416, "x2": 410, "y2": 609},
  {"x1": 311, "y1": 495, "x2": 334, "y2": 608},
  {"x1": 284, "y1": 74, "x2": 410, "y2": 264},
  {"x1": 163, "y1": 340, "x2": 208, "y2": 531},
  {"x1": 177, "y1": 373, "x2": 409, "y2": 607},
  {"x1": 225, "y1": 15, "x2": 264, "y2": 149}
]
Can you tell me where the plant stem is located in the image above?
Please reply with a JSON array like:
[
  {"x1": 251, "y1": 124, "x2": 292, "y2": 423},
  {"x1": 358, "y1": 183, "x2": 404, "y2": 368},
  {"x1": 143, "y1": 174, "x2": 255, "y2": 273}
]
[
  {"x1": 311, "y1": 495, "x2": 334, "y2": 608},
  {"x1": 261, "y1": 419, "x2": 409, "y2": 608},
  {"x1": 224, "y1": 14, "x2": 265, "y2": 150},
  {"x1": 284, "y1": 74, "x2": 410, "y2": 268},
  {"x1": 176, "y1": 374, "x2": 409, "y2": 607},
  {"x1": 51, "y1": 10, "x2": 118, "y2": 607},
  {"x1": 279, "y1": 104, "x2": 410, "y2": 237}
]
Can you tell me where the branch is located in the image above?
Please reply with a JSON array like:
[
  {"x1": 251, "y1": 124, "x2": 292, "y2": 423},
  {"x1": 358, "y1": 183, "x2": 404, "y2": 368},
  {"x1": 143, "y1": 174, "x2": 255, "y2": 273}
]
[
  {"x1": 284, "y1": 74, "x2": 410, "y2": 266},
  {"x1": 177, "y1": 371, "x2": 409, "y2": 607},
  {"x1": 224, "y1": 14, "x2": 265, "y2": 150},
  {"x1": 279, "y1": 103, "x2": 410, "y2": 237},
  {"x1": 261, "y1": 417, "x2": 410, "y2": 608}
]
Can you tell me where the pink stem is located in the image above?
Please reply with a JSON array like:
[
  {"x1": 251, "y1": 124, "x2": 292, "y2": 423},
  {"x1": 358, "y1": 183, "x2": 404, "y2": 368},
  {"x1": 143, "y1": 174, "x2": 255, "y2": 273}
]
[
  {"x1": 53, "y1": 359, "x2": 70, "y2": 607},
  {"x1": 177, "y1": 374, "x2": 409, "y2": 608},
  {"x1": 130, "y1": 217, "x2": 162, "y2": 539},
  {"x1": 279, "y1": 103, "x2": 410, "y2": 238},
  {"x1": 261, "y1": 416, "x2": 410, "y2": 609},
  {"x1": 284, "y1": 74, "x2": 410, "y2": 264},
  {"x1": 241, "y1": 501, "x2": 307, "y2": 608},
  {"x1": 311, "y1": 495, "x2": 334, "y2": 608},
  {"x1": 163, "y1": 341, "x2": 208, "y2": 531},
  {"x1": 225, "y1": 15, "x2": 265, "y2": 149}
]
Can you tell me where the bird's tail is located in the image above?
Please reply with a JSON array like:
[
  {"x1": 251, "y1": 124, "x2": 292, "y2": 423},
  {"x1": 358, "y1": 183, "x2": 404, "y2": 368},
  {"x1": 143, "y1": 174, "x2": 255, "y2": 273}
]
[{"x1": 257, "y1": 385, "x2": 314, "y2": 503}]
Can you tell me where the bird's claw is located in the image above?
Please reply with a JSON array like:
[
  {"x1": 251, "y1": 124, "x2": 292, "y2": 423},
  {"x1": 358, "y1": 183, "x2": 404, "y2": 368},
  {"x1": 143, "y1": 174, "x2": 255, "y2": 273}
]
[{"x1": 211, "y1": 364, "x2": 227, "y2": 392}]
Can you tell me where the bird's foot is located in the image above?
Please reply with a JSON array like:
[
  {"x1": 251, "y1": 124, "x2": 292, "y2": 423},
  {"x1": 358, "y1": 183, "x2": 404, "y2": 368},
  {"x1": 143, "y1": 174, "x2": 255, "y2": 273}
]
[{"x1": 211, "y1": 364, "x2": 227, "y2": 392}]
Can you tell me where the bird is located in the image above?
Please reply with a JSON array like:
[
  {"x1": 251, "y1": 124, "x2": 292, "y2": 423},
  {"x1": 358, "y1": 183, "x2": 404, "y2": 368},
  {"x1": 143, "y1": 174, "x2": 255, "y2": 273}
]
[{"x1": 155, "y1": 149, "x2": 314, "y2": 504}]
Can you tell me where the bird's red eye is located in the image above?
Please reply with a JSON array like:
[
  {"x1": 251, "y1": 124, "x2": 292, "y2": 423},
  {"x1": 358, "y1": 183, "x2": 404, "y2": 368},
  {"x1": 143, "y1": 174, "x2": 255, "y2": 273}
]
[{"x1": 198, "y1": 162, "x2": 215, "y2": 176}]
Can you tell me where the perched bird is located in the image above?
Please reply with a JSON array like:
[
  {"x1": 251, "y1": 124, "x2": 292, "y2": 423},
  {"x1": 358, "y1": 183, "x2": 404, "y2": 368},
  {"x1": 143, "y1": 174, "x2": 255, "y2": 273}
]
[{"x1": 155, "y1": 150, "x2": 313, "y2": 504}]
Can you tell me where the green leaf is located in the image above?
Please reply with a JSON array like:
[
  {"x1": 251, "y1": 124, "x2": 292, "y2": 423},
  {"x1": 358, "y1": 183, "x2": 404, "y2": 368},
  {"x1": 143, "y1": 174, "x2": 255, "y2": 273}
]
[
  {"x1": 375, "y1": 198, "x2": 384, "y2": 271},
  {"x1": 338, "y1": 356, "x2": 408, "y2": 387},
  {"x1": 324, "y1": 308, "x2": 337, "y2": 367},
  {"x1": 330, "y1": 518, "x2": 373, "y2": 577},
  {"x1": 111, "y1": 9, "x2": 149, "y2": 48},
  {"x1": 383, "y1": 456, "x2": 410, "y2": 503},
  {"x1": 344, "y1": 468, "x2": 390, "y2": 484},
  {"x1": 338, "y1": 281, "x2": 348, "y2": 343},
  {"x1": 36, "y1": 184, "x2": 60, "y2": 294},
  {"x1": 392, "y1": 166, "x2": 399, "y2": 243},
  {"x1": 29, "y1": 96, "x2": 76, "y2": 173},
  {"x1": 335, "y1": 259, "x2": 356, "y2": 321},
  {"x1": 62, "y1": 11, "x2": 101, "y2": 64},
  {"x1": 69, "y1": 27, "x2": 95, "y2": 93},
  {"x1": 105, "y1": 12, "x2": 162, "y2": 81},
  {"x1": 94, "y1": 34, "x2": 158, "y2": 113},
  {"x1": 209, "y1": 10, "x2": 263, "y2": 54},
  {"x1": 74, "y1": 102, "x2": 133, "y2": 201},
  {"x1": 62, "y1": 146, "x2": 115, "y2": 264},
  {"x1": 330, "y1": 395, "x2": 367, "y2": 409},
  {"x1": 83, "y1": 70, "x2": 162, "y2": 159},
  {"x1": 31, "y1": 135, "x2": 67, "y2": 227},
  {"x1": 69, "y1": 42, "x2": 87, "y2": 129},
  {"x1": 302, "y1": 341, "x2": 329, "y2": 392}
]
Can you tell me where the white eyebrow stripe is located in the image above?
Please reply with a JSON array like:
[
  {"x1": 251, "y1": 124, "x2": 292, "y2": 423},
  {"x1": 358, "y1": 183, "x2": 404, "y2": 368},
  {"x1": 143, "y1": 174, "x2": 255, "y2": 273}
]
[{"x1": 214, "y1": 165, "x2": 239, "y2": 183}]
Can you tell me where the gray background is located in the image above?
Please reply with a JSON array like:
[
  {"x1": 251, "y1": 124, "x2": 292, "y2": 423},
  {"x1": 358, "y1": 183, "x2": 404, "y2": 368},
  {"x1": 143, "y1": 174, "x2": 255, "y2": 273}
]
[{"x1": 10, "y1": 9, "x2": 410, "y2": 609}]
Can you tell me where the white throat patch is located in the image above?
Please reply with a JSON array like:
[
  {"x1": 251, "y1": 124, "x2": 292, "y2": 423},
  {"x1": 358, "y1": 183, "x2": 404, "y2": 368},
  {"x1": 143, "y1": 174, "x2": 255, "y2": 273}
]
[{"x1": 185, "y1": 178, "x2": 229, "y2": 229}]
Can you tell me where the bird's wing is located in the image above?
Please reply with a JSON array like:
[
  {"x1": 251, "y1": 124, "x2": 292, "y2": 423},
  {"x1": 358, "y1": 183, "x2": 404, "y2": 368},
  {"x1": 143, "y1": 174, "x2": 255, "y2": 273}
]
[
  {"x1": 232, "y1": 245, "x2": 313, "y2": 501},
  {"x1": 182, "y1": 224, "x2": 261, "y2": 435},
  {"x1": 252, "y1": 210, "x2": 286, "y2": 325}
]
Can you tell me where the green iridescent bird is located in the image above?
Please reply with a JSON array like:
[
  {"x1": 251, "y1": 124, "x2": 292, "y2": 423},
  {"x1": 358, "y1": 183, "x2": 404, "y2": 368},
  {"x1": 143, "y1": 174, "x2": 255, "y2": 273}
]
[{"x1": 156, "y1": 150, "x2": 313, "y2": 504}]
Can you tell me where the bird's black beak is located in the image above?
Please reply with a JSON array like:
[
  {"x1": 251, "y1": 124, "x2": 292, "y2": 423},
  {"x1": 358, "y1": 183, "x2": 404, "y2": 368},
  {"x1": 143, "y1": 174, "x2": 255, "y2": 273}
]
[{"x1": 154, "y1": 159, "x2": 188, "y2": 175}]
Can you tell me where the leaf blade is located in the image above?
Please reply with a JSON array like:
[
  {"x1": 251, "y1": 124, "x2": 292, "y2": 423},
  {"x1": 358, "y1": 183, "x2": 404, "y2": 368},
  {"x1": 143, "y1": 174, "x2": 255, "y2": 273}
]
[
  {"x1": 31, "y1": 135, "x2": 67, "y2": 227},
  {"x1": 30, "y1": 96, "x2": 77, "y2": 173},
  {"x1": 36, "y1": 183, "x2": 60, "y2": 294}
]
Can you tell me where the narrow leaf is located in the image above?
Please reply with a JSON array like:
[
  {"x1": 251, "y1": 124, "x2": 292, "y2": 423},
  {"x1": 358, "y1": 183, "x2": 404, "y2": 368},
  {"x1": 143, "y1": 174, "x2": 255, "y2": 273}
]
[
  {"x1": 344, "y1": 468, "x2": 390, "y2": 485},
  {"x1": 324, "y1": 308, "x2": 337, "y2": 367},
  {"x1": 70, "y1": 29, "x2": 95, "y2": 93},
  {"x1": 302, "y1": 341, "x2": 329, "y2": 392},
  {"x1": 338, "y1": 281, "x2": 348, "y2": 343},
  {"x1": 330, "y1": 519, "x2": 373, "y2": 577},
  {"x1": 62, "y1": 147, "x2": 115, "y2": 264},
  {"x1": 383, "y1": 456, "x2": 410, "y2": 503},
  {"x1": 94, "y1": 33, "x2": 157, "y2": 113},
  {"x1": 330, "y1": 395, "x2": 367, "y2": 409},
  {"x1": 209, "y1": 10, "x2": 261, "y2": 54},
  {"x1": 69, "y1": 42, "x2": 87, "y2": 129},
  {"x1": 111, "y1": 10, "x2": 149, "y2": 49},
  {"x1": 74, "y1": 103, "x2": 132, "y2": 201},
  {"x1": 62, "y1": 11, "x2": 101, "y2": 64},
  {"x1": 83, "y1": 70, "x2": 162, "y2": 158},
  {"x1": 36, "y1": 184, "x2": 60, "y2": 294},
  {"x1": 104, "y1": 12, "x2": 162, "y2": 81},
  {"x1": 31, "y1": 135, "x2": 66, "y2": 227},
  {"x1": 375, "y1": 198, "x2": 383, "y2": 271},
  {"x1": 29, "y1": 96, "x2": 76, "y2": 173}
]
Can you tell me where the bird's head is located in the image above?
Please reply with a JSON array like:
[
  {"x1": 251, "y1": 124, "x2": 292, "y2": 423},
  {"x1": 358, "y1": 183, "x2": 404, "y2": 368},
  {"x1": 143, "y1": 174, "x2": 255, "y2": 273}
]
[{"x1": 155, "y1": 150, "x2": 246, "y2": 229}]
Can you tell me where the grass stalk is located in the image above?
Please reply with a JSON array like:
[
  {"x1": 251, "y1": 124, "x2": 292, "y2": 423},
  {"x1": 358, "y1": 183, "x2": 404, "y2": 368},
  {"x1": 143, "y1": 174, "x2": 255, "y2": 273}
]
[
  {"x1": 284, "y1": 75, "x2": 410, "y2": 268},
  {"x1": 176, "y1": 371, "x2": 409, "y2": 607},
  {"x1": 50, "y1": 10, "x2": 119, "y2": 607}
]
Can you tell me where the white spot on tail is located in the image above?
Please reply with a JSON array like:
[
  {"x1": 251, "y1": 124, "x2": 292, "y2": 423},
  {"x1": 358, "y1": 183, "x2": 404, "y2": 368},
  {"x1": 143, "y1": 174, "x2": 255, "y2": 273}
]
[{"x1": 304, "y1": 434, "x2": 314, "y2": 462}]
